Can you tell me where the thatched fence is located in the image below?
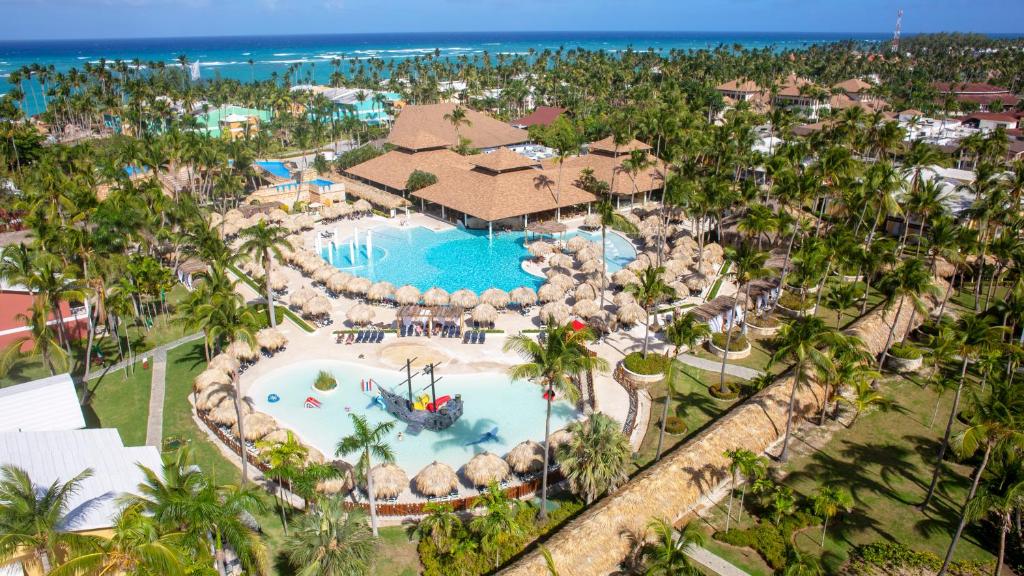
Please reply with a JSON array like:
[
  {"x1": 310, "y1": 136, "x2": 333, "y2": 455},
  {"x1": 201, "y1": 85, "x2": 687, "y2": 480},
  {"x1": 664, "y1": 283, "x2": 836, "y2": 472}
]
[{"x1": 498, "y1": 279, "x2": 946, "y2": 576}]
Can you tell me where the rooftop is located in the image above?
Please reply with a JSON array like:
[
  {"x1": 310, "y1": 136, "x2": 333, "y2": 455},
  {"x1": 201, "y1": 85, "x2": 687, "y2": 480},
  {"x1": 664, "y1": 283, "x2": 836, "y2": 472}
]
[
  {"x1": 511, "y1": 106, "x2": 567, "y2": 128},
  {"x1": 587, "y1": 136, "x2": 652, "y2": 156},
  {"x1": 933, "y1": 82, "x2": 1012, "y2": 95},
  {"x1": 468, "y1": 148, "x2": 540, "y2": 173},
  {"x1": 387, "y1": 103, "x2": 529, "y2": 151},
  {"x1": 0, "y1": 373, "x2": 85, "y2": 432},
  {"x1": 716, "y1": 79, "x2": 763, "y2": 93},
  {"x1": 833, "y1": 78, "x2": 874, "y2": 94}
]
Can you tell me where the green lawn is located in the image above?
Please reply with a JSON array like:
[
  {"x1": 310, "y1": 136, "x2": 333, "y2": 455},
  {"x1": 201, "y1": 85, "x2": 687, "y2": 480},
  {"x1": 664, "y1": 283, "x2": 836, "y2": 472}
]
[
  {"x1": 82, "y1": 361, "x2": 152, "y2": 446},
  {"x1": 698, "y1": 373, "x2": 996, "y2": 575}
]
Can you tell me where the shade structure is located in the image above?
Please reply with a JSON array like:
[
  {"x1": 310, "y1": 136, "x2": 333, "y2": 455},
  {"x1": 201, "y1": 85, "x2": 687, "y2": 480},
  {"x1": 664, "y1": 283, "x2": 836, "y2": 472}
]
[
  {"x1": 289, "y1": 286, "x2": 317, "y2": 307},
  {"x1": 509, "y1": 286, "x2": 538, "y2": 306},
  {"x1": 394, "y1": 285, "x2": 421, "y2": 305},
  {"x1": 353, "y1": 199, "x2": 373, "y2": 213},
  {"x1": 256, "y1": 327, "x2": 288, "y2": 351},
  {"x1": 527, "y1": 241, "x2": 554, "y2": 257},
  {"x1": 546, "y1": 273, "x2": 575, "y2": 291},
  {"x1": 663, "y1": 258, "x2": 690, "y2": 276},
  {"x1": 267, "y1": 208, "x2": 288, "y2": 222},
  {"x1": 368, "y1": 281, "x2": 396, "y2": 302},
  {"x1": 303, "y1": 295, "x2": 332, "y2": 317},
  {"x1": 505, "y1": 440, "x2": 545, "y2": 474},
  {"x1": 220, "y1": 220, "x2": 241, "y2": 237},
  {"x1": 933, "y1": 257, "x2": 956, "y2": 278},
  {"x1": 613, "y1": 291, "x2": 637, "y2": 307},
  {"x1": 225, "y1": 208, "x2": 244, "y2": 221},
  {"x1": 539, "y1": 302, "x2": 571, "y2": 326},
  {"x1": 196, "y1": 383, "x2": 234, "y2": 411},
  {"x1": 209, "y1": 353, "x2": 240, "y2": 375},
  {"x1": 611, "y1": 269, "x2": 639, "y2": 287},
  {"x1": 463, "y1": 451, "x2": 510, "y2": 487},
  {"x1": 579, "y1": 259, "x2": 604, "y2": 275},
  {"x1": 313, "y1": 266, "x2": 335, "y2": 284},
  {"x1": 295, "y1": 214, "x2": 316, "y2": 230},
  {"x1": 668, "y1": 281, "x2": 689, "y2": 298},
  {"x1": 583, "y1": 213, "x2": 602, "y2": 229},
  {"x1": 209, "y1": 212, "x2": 224, "y2": 228},
  {"x1": 346, "y1": 303, "x2": 375, "y2": 326},
  {"x1": 549, "y1": 253, "x2": 574, "y2": 269},
  {"x1": 305, "y1": 445, "x2": 326, "y2": 465},
  {"x1": 422, "y1": 287, "x2": 450, "y2": 306},
  {"x1": 346, "y1": 276, "x2": 372, "y2": 296},
  {"x1": 575, "y1": 245, "x2": 601, "y2": 263},
  {"x1": 261, "y1": 429, "x2": 291, "y2": 444},
  {"x1": 616, "y1": 303, "x2": 648, "y2": 325},
  {"x1": 208, "y1": 398, "x2": 251, "y2": 426},
  {"x1": 194, "y1": 368, "x2": 231, "y2": 392},
  {"x1": 538, "y1": 283, "x2": 566, "y2": 303},
  {"x1": 232, "y1": 412, "x2": 277, "y2": 441},
  {"x1": 684, "y1": 272, "x2": 711, "y2": 291},
  {"x1": 226, "y1": 340, "x2": 258, "y2": 361},
  {"x1": 547, "y1": 428, "x2": 573, "y2": 454},
  {"x1": 414, "y1": 461, "x2": 459, "y2": 497},
  {"x1": 704, "y1": 242, "x2": 725, "y2": 258},
  {"x1": 626, "y1": 259, "x2": 649, "y2": 274},
  {"x1": 449, "y1": 289, "x2": 479, "y2": 308},
  {"x1": 268, "y1": 272, "x2": 288, "y2": 292},
  {"x1": 471, "y1": 303, "x2": 498, "y2": 325},
  {"x1": 693, "y1": 260, "x2": 718, "y2": 276},
  {"x1": 479, "y1": 288, "x2": 510, "y2": 308},
  {"x1": 368, "y1": 463, "x2": 408, "y2": 499},
  {"x1": 574, "y1": 283, "x2": 599, "y2": 302},
  {"x1": 565, "y1": 235, "x2": 591, "y2": 253},
  {"x1": 573, "y1": 299, "x2": 602, "y2": 319},
  {"x1": 326, "y1": 272, "x2": 352, "y2": 294},
  {"x1": 318, "y1": 460, "x2": 355, "y2": 495}
]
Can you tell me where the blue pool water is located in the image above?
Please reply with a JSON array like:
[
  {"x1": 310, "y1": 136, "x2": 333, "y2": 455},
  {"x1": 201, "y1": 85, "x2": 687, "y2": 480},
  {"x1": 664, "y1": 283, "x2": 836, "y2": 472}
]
[
  {"x1": 124, "y1": 165, "x2": 148, "y2": 177},
  {"x1": 310, "y1": 178, "x2": 335, "y2": 187},
  {"x1": 249, "y1": 360, "x2": 579, "y2": 473},
  {"x1": 320, "y1": 225, "x2": 635, "y2": 293},
  {"x1": 255, "y1": 161, "x2": 291, "y2": 179}
]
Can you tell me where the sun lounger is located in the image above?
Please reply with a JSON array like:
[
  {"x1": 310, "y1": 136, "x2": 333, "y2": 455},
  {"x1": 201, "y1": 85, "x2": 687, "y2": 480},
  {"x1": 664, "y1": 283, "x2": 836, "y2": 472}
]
[
  {"x1": 375, "y1": 330, "x2": 384, "y2": 343},
  {"x1": 356, "y1": 331, "x2": 365, "y2": 343},
  {"x1": 470, "y1": 331, "x2": 478, "y2": 344},
  {"x1": 478, "y1": 331, "x2": 486, "y2": 344}
]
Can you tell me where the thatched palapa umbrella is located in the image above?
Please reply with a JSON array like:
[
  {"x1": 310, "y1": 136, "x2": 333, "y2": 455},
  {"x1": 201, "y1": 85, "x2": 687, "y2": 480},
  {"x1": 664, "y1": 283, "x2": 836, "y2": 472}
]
[
  {"x1": 414, "y1": 461, "x2": 459, "y2": 497},
  {"x1": 346, "y1": 276, "x2": 372, "y2": 296},
  {"x1": 575, "y1": 245, "x2": 600, "y2": 263},
  {"x1": 346, "y1": 303, "x2": 375, "y2": 326},
  {"x1": 313, "y1": 266, "x2": 335, "y2": 284},
  {"x1": 268, "y1": 272, "x2": 288, "y2": 292},
  {"x1": 547, "y1": 428, "x2": 573, "y2": 454},
  {"x1": 616, "y1": 303, "x2": 647, "y2": 325},
  {"x1": 394, "y1": 285, "x2": 421, "y2": 305},
  {"x1": 232, "y1": 412, "x2": 277, "y2": 441},
  {"x1": 479, "y1": 288, "x2": 510, "y2": 308},
  {"x1": 546, "y1": 273, "x2": 575, "y2": 292},
  {"x1": 368, "y1": 281, "x2": 396, "y2": 302},
  {"x1": 527, "y1": 241, "x2": 554, "y2": 257},
  {"x1": 209, "y1": 353, "x2": 240, "y2": 375},
  {"x1": 579, "y1": 259, "x2": 604, "y2": 275},
  {"x1": 684, "y1": 272, "x2": 711, "y2": 291},
  {"x1": 194, "y1": 368, "x2": 231, "y2": 392},
  {"x1": 353, "y1": 199, "x2": 373, "y2": 213},
  {"x1": 573, "y1": 299, "x2": 601, "y2": 319},
  {"x1": 318, "y1": 460, "x2": 355, "y2": 495},
  {"x1": 303, "y1": 295, "x2": 332, "y2": 317},
  {"x1": 449, "y1": 289, "x2": 478, "y2": 308},
  {"x1": 574, "y1": 283, "x2": 599, "y2": 302},
  {"x1": 505, "y1": 440, "x2": 544, "y2": 474},
  {"x1": 611, "y1": 269, "x2": 639, "y2": 287},
  {"x1": 326, "y1": 272, "x2": 350, "y2": 294},
  {"x1": 289, "y1": 286, "x2": 316, "y2": 308},
  {"x1": 548, "y1": 253, "x2": 574, "y2": 269},
  {"x1": 262, "y1": 429, "x2": 291, "y2": 444},
  {"x1": 305, "y1": 445, "x2": 326, "y2": 465},
  {"x1": 565, "y1": 235, "x2": 591, "y2": 253},
  {"x1": 256, "y1": 327, "x2": 287, "y2": 351},
  {"x1": 463, "y1": 452, "x2": 510, "y2": 487},
  {"x1": 539, "y1": 302, "x2": 571, "y2": 325},
  {"x1": 368, "y1": 463, "x2": 408, "y2": 499},
  {"x1": 196, "y1": 383, "x2": 234, "y2": 411},
  {"x1": 582, "y1": 213, "x2": 601, "y2": 229},
  {"x1": 509, "y1": 286, "x2": 537, "y2": 307},
  {"x1": 471, "y1": 303, "x2": 498, "y2": 325},
  {"x1": 422, "y1": 287, "x2": 450, "y2": 306},
  {"x1": 538, "y1": 283, "x2": 566, "y2": 303},
  {"x1": 613, "y1": 291, "x2": 636, "y2": 307},
  {"x1": 208, "y1": 399, "x2": 251, "y2": 426}
]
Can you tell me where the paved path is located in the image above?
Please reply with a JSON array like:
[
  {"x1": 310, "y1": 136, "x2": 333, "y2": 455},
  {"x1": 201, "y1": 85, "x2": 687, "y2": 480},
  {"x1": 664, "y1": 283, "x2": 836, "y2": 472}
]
[
  {"x1": 686, "y1": 545, "x2": 751, "y2": 576},
  {"x1": 677, "y1": 353, "x2": 763, "y2": 380},
  {"x1": 84, "y1": 332, "x2": 204, "y2": 382},
  {"x1": 145, "y1": 348, "x2": 168, "y2": 447}
]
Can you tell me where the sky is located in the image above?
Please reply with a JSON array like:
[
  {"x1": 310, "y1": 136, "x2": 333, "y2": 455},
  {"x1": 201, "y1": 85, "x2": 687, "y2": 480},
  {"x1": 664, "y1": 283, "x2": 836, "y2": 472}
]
[{"x1": 0, "y1": 0, "x2": 1022, "y2": 41}]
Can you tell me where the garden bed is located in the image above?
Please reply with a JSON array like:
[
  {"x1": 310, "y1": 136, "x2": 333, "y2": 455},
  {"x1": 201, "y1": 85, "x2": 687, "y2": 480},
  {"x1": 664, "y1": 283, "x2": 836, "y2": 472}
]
[{"x1": 707, "y1": 330, "x2": 752, "y2": 360}]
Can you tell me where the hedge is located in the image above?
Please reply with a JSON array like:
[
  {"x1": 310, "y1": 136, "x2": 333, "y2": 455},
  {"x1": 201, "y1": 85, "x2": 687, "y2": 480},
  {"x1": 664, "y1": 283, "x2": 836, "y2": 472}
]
[
  {"x1": 888, "y1": 341, "x2": 922, "y2": 360},
  {"x1": 847, "y1": 541, "x2": 990, "y2": 576},
  {"x1": 663, "y1": 416, "x2": 687, "y2": 435},
  {"x1": 623, "y1": 352, "x2": 670, "y2": 375},
  {"x1": 778, "y1": 291, "x2": 813, "y2": 311},
  {"x1": 711, "y1": 330, "x2": 748, "y2": 351}
]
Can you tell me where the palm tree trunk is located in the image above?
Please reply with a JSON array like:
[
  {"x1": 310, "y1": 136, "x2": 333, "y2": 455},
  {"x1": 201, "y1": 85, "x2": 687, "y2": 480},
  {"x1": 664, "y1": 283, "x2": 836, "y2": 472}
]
[
  {"x1": 937, "y1": 443, "x2": 992, "y2": 576},
  {"x1": 655, "y1": 359, "x2": 673, "y2": 461},
  {"x1": 779, "y1": 362, "x2": 802, "y2": 462},
  {"x1": 719, "y1": 317, "x2": 735, "y2": 395},
  {"x1": 233, "y1": 373, "x2": 249, "y2": 485},
  {"x1": 367, "y1": 452, "x2": 380, "y2": 536},
  {"x1": 725, "y1": 471, "x2": 736, "y2": 532},
  {"x1": 995, "y1": 520, "x2": 1007, "y2": 576},
  {"x1": 921, "y1": 358, "x2": 969, "y2": 508},
  {"x1": 877, "y1": 298, "x2": 905, "y2": 371},
  {"x1": 600, "y1": 224, "x2": 608, "y2": 310},
  {"x1": 642, "y1": 307, "x2": 652, "y2": 358},
  {"x1": 265, "y1": 251, "x2": 277, "y2": 329},
  {"x1": 539, "y1": 391, "x2": 553, "y2": 521}
]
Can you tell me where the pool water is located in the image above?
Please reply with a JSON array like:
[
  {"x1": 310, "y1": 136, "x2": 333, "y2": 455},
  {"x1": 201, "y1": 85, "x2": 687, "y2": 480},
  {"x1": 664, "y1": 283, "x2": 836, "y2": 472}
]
[
  {"x1": 249, "y1": 360, "x2": 579, "y2": 473},
  {"x1": 320, "y1": 225, "x2": 635, "y2": 294},
  {"x1": 255, "y1": 161, "x2": 291, "y2": 179},
  {"x1": 310, "y1": 178, "x2": 335, "y2": 187}
]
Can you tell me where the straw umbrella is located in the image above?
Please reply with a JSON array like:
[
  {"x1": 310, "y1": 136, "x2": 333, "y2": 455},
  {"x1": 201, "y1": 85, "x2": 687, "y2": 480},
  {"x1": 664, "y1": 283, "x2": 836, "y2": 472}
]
[
  {"x1": 318, "y1": 461, "x2": 356, "y2": 495},
  {"x1": 539, "y1": 302, "x2": 571, "y2": 325},
  {"x1": 422, "y1": 287, "x2": 450, "y2": 306},
  {"x1": 463, "y1": 452, "x2": 510, "y2": 487},
  {"x1": 225, "y1": 208, "x2": 244, "y2": 221},
  {"x1": 313, "y1": 266, "x2": 335, "y2": 284},
  {"x1": 549, "y1": 253, "x2": 574, "y2": 269},
  {"x1": 305, "y1": 445, "x2": 326, "y2": 465},
  {"x1": 289, "y1": 286, "x2": 316, "y2": 308},
  {"x1": 573, "y1": 299, "x2": 601, "y2": 319},
  {"x1": 196, "y1": 383, "x2": 234, "y2": 411},
  {"x1": 368, "y1": 463, "x2": 408, "y2": 499},
  {"x1": 268, "y1": 272, "x2": 288, "y2": 292},
  {"x1": 256, "y1": 327, "x2": 287, "y2": 351},
  {"x1": 612, "y1": 269, "x2": 639, "y2": 287},
  {"x1": 208, "y1": 400, "x2": 250, "y2": 426},
  {"x1": 509, "y1": 286, "x2": 537, "y2": 307},
  {"x1": 394, "y1": 285, "x2": 421, "y2": 305},
  {"x1": 226, "y1": 338, "x2": 258, "y2": 360},
  {"x1": 471, "y1": 303, "x2": 498, "y2": 326},
  {"x1": 346, "y1": 276, "x2": 372, "y2": 296},
  {"x1": 346, "y1": 303, "x2": 375, "y2": 326},
  {"x1": 209, "y1": 353, "x2": 240, "y2": 375},
  {"x1": 538, "y1": 283, "x2": 566, "y2": 303},
  {"x1": 546, "y1": 273, "x2": 575, "y2": 292},
  {"x1": 232, "y1": 413, "x2": 277, "y2": 441},
  {"x1": 413, "y1": 462, "x2": 459, "y2": 497},
  {"x1": 326, "y1": 272, "x2": 350, "y2": 294},
  {"x1": 368, "y1": 281, "x2": 396, "y2": 302},
  {"x1": 262, "y1": 429, "x2": 291, "y2": 444},
  {"x1": 575, "y1": 245, "x2": 600, "y2": 263},
  {"x1": 579, "y1": 259, "x2": 604, "y2": 275},
  {"x1": 574, "y1": 283, "x2": 599, "y2": 302},
  {"x1": 449, "y1": 289, "x2": 479, "y2": 308},
  {"x1": 616, "y1": 303, "x2": 647, "y2": 325},
  {"x1": 565, "y1": 235, "x2": 591, "y2": 253},
  {"x1": 505, "y1": 440, "x2": 544, "y2": 474},
  {"x1": 353, "y1": 199, "x2": 373, "y2": 213},
  {"x1": 547, "y1": 429, "x2": 572, "y2": 454},
  {"x1": 613, "y1": 291, "x2": 637, "y2": 308},
  {"x1": 669, "y1": 281, "x2": 689, "y2": 298},
  {"x1": 303, "y1": 295, "x2": 332, "y2": 317},
  {"x1": 479, "y1": 288, "x2": 510, "y2": 309},
  {"x1": 583, "y1": 213, "x2": 601, "y2": 229},
  {"x1": 663, "y1": 258, "x2": 690, "y2": 276},
  {"x1": 527, "y1": 241, "x2": 554, "y2": 257},
  {"x1": 194, "y1": 368, "x2": 231, "y2": 392},
  {"x1": 684, "y1": 272, "x2": 711, "y2": 292}
]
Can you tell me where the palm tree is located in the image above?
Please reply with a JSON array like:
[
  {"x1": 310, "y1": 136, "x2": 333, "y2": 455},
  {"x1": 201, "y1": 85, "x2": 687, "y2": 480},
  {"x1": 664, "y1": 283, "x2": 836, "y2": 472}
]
[
  {"x1": 406, "y1": 502, "x2": 461, "y2": 555},
  {"x1": 812, "y1": 485, "x2": 852, "y2": 546},
  {"x1": 285, "y1": 498, "x2": 376, "y2": 576},
  {"x1": 51, "y1": 503, "x2": 187, "y2": 576},
  {"x1": 659, "y1": 313, "x2": 710, "y2": 459},
  {"x1": 442, "y1": 105, "x2": 471, "y2": 144},
  {"x1": 0, "y1": 302, "x2": 70, "y2": 376},
  {"x1": 723, "y1": 448, "x2": 764, "y2": 532},
  {"x1": 238, "y1": 220, "x2": 292, "y2": 329},
  {"x1": 504, "y1": 324, "x2": 607, "y2": 520},
  {"x1": 965, "y1": 451, "x2": 1024, "y2": 576},
  {"x1": 470, "y1": 482, "x2": 527, "y2": 568},
  {"x1": 720, "y1": 242, "x2": 770, "y2": 393},
  {"x1": 875, "y1": 258, "x2": 938, "y2": 370},
  {"x1": 0, "y1": 465, "x2": 96, "y2": 573},
  {"x1": 335, "y1": 413, "x2": 395, "y2": 537},
  {"x1": 625, "y1": 265, "x2": 675, "y2": 358},
  {"x1": 822, "y1": 283, "x2": 859, "y2": 328},
  {"x1": 556, "y1": 413, "x2": 631, "y2": 504},
  {"x1": 783, "y1": 548, "x2": 824, "y2": 576},
  {"x1": 640, "y1": 518, "x2": 705, "y2": 576},
  {"x1": 597, "y1": 197, "x2": 616, "y2": 309},
  {"x1": 257, "y1": 431, "x2": 308, "y2": 534},
  {"x1": 937, "y1": 378, "x2": 1024, "y2": 576},
  {"x1": 837, "y1": 371, "x2": 890, "y2": 426},
  {"x1": 921, "y1": 315, "x2": 1004, "y2": 509},
  {"x1": 770, "y1": 316, "x2": 840, "y2": 461}
]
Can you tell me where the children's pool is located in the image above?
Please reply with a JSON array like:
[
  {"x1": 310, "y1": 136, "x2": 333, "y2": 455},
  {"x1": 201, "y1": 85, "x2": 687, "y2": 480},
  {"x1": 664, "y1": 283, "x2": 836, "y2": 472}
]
[
  {"x1": 249, "y1": 360, "x2": 579, "y2": 474},
  {"x1": 320, "y1": 225, "x2": 635, "y2": 294},
  {"x1": 255, "y1": 161, "x2": 291, "y2": 179}
]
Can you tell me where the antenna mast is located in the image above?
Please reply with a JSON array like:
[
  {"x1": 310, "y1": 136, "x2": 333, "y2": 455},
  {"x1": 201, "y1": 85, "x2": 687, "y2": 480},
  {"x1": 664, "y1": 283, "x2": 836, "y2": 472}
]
[{"x1": 891, "y1": 9, "x2": 904, "y2": 53}]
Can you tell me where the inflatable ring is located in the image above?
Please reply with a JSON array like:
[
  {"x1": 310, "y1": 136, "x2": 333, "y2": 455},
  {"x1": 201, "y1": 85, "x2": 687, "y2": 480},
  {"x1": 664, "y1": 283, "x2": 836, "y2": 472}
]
[{"x1": 267, "y1": 393, "x2": 280, "y2": 403}]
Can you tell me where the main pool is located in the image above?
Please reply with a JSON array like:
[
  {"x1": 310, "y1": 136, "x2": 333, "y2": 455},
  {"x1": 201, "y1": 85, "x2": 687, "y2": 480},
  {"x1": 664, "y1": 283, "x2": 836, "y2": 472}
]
[
  {"x1": 249, "y1": 360, "x2": 579, "y2": 474},
  {"x1": 320, "y1": 226, "x2": 636, "y2": 293}
]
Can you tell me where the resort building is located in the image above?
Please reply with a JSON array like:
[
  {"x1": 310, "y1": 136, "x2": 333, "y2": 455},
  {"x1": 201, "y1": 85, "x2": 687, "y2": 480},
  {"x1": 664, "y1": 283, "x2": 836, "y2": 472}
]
[
  {"x1": 247, "y1": 161, "x2": 347, "y2": 208},
  {"x1": 0, "y1": 284, "x2": 88, "y2": 351},
  {"x1": 290, "y1": 85, "x2": 403, "y2": 125},
  {"x1": 548, "y1": 136, "x2": 665, "y2": 207},
  {"x1": 772, "y1": 75, "x2": 830, "y2": 120},
  {"x1": 510, "y1": 106, "x2": 568, "y2": 129},
  {"x1": 386, "y1": 103, "x2": 530, "y2": 152},
  {"x1": 960, "y1": 112, "x2": 1020, "y2": 132},
  {"x1": 194, "y1": 105, "x2": 272, "y2": 139},
  {"x1": 933, "y1": 82, "x2": 1021, "y2": 112},
  {"x1": 715, "y1": 79, "x2": 771, "y2": 113},
  {"x1": 0, "y1": 374, "x2": 85, "y2": 432}
]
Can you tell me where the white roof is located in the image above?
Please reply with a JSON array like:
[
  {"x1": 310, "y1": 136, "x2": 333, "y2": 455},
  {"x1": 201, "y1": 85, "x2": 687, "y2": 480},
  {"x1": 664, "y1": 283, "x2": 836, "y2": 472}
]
[
  {"x1": 0, "y1": 374, "x2": 85, "y2": 432},
  {"x1": 221, "y1": 113, "x2": 251, "y2": 123},
  {"x1": 0, "y1": 429, "x2": 162, "y2": 532}
]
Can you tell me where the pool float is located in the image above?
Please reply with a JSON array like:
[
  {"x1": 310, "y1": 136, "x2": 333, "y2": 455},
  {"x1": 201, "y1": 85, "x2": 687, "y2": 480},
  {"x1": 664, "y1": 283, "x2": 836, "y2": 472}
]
[
  {"x1": 366, "y1": 395, "x2": 387, "y2": 410},
  {"x1": 426, "y1": 395, "x2": 451, "y2": 413},
  {"x1": 267, "y1": 393, "x2": 280, "y2": 403},
  {"x1": 304, "y1": 396, "x2": 321, "y2": 409}
]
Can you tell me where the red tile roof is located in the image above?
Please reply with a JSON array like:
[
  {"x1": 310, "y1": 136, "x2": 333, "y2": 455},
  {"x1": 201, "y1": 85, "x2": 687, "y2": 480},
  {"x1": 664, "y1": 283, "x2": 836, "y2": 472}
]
[
  {"x1": 510, "y1": 106, "x2": 567, "y2": 128},
  {"x1": 933, "y1": 82, "x2": 1011, "y2": 94}
]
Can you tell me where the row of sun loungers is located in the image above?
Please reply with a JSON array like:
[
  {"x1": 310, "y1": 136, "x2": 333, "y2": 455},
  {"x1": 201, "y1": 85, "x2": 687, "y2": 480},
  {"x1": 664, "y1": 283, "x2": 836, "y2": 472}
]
[
  {"x1": 464, "y1": 330, "x2": 487, "y2": 344},
  {"x1": 337, "y1": 330, "x2": 386, "y2": 344},
  {"x1": 426, "y1": 488, "x2": 461, "y2": 502}
]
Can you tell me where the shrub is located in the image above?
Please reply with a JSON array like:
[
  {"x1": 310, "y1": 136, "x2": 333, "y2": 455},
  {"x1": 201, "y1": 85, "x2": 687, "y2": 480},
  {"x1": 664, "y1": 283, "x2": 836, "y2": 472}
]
[
  {"x1": 778, "y1": 292, "x2": 813, "y2": 311},
  {"x1": 663, "y1": 416, "x2": 688, "y2": 435},
  {"x1": 406, "y1": 169, "x2": 438, "y2": 192},
  {"x1": 746, "y1": 314, "x2": 781, "y2": 328},
  {"x1": 888, "y1": 341, "x2": 922, "y2": 360},
  {"x1": 847, "y1": 541, "x2": 990, "y2": 576},
  {"x1": 622, "y1": 352, "x2": 670, "y2": 375},
  {"x1": 715, "y1": 524, "x2": 788, "y2": 570},
  {"x1": 708, "y1": 382, "x2": 740, "y2": 399},
  {"x1": 335, "y1": 144, "x2": 385, "y2": 170},
  {"x1": 313, "y1": 370, "x2": 337, "y2": 391},
  {"x1": 711, "y1": 330, "x2": 749, "y2": 351}
]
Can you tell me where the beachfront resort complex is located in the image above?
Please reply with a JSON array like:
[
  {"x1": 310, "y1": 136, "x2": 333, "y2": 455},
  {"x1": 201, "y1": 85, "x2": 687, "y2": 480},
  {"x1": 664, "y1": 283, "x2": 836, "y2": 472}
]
[{"x1": 2, "y1": 28, "x2": 1024, "y2": 576}]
